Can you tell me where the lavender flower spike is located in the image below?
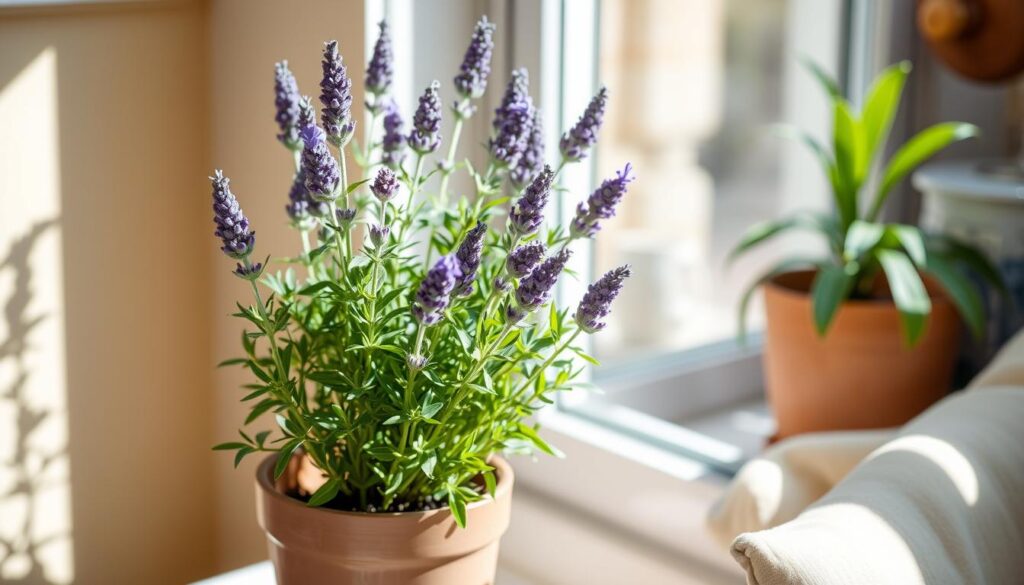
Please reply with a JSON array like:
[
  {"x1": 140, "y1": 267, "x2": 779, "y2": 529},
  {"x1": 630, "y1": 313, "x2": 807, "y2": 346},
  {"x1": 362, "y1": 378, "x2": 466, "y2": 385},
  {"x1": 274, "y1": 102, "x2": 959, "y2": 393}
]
[
  {"x1": 560, "y1": 86, "x2": 608, "y2": 162},
  {"x1": 509, "y1": 165, "x2": 553, "y2": 237},
  {"x1": 413, "y1": 255, "x2": 463, "y2": 325},
  {"x1": 369, "y1": 224, "x2": 390, "y2": 247},
  {"x1": 285, "y1": 170, "x2": 328, "y2": 230},
  {"x1": 515, "y1": 248, "x2": 572, "y2": 311},
  {"x1": 409, "y1": 81, "x2": 442, "y2": 155},
  {"x1": 489, "y1": 101, "x2": 534, "y2": 168},
  {"x1": 454, "y1": 222, "x2": 487, "y2": 296},
  {"x1": 211, "y1": 170, "x2": 255, "y2": 260},
  {"x1": 381, "y1": 100, "x2": 407, "y2": 170},
  {"x1": 493, "y1": 68, "x2": 529, "y2": 132},
  {"x1": 454, "y1": 16, "x2": 496, "y2": 101},
  {"x1": 365, "y1": 21, "x2": 394, "y2": 108},
  {"x1": 298, "y1": 96, "x2": 316, "y2": 130},
  {"x1": 571, "y1": 163, "x2": 634, "y2": 238},
  {"x1": 300, "y1": 125, "x2": 341, "y2": 202},
  {"x1": 506, "y1": 241, "x2": 546, "y2": 279},
  {"x1": 370, "y1": 167, "x2": 400, "y2": 203},
  {"x1": 575, "y1": 265, "x2": 632, "y2": 333},
  {"x1": 320, "y1": 40, "x2": 356, "y2": 147},
  {"x1": 274, "y1": 61, "x2": 302, "y2": 149},
  {"x1": 510, "y1": 109, "x2": 545, "y2": 190}
]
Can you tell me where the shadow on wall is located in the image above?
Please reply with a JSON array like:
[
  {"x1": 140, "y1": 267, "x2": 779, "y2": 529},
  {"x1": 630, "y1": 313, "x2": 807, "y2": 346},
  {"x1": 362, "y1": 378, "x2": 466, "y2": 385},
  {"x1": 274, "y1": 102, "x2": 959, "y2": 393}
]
[{"x1": 0, "y1": 219, "x2": 71, "y2": 585}]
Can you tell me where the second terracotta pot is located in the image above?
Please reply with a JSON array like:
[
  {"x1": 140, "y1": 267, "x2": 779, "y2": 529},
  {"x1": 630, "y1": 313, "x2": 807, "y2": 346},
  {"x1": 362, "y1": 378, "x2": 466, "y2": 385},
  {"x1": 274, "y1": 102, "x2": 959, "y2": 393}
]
[
  {"x1": 255, "y1": 454, "x2": 514, "y2": 585},
  {"x1": 763, "y1": 269, "x2": 961, "y2": 440}
]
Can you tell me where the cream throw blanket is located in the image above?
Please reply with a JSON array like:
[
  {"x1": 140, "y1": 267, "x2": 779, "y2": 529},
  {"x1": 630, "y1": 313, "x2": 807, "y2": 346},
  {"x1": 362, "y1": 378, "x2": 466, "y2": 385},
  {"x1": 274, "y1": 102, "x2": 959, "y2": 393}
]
[{"x1": 708, "y1": 330, "x2": 1024, "y2": 585}]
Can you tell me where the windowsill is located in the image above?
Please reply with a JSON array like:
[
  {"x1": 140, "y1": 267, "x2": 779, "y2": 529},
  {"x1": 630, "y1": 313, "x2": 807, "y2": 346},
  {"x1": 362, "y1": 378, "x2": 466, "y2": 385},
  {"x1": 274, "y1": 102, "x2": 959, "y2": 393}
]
[{"x1": 504, "y1": 407, "x2": 751, "y2": 583}]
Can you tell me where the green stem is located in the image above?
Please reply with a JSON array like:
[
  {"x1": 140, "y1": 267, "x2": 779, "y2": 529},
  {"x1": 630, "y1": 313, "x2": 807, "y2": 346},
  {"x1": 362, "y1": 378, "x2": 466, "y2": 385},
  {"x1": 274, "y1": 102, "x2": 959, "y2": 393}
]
[
  {"x1": 247, "y1": 269, "x2": 334, "y2": 478},
  {"x1": 428, "y1": 321, "x2": 514, "y2": 443},
  {"x1": 396, "y1": 153, "x2": 426, "y2": 244},
  {"x1": 438, "y1": 111, "x2": 467, "y2": 206}
]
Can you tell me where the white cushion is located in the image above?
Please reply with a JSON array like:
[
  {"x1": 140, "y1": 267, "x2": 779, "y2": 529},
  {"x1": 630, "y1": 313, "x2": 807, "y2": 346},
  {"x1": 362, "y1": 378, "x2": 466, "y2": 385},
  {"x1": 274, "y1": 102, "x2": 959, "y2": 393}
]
[{"x1": 730, "y1": 386, "x2": 1024, "y2": 585}]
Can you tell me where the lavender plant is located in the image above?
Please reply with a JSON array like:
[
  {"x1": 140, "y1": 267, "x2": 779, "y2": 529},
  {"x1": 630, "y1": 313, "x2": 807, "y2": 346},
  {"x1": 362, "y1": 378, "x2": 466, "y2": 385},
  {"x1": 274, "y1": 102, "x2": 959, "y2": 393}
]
[{"x1": 212, "y1": 18, "x2": 631, "y2": 527}]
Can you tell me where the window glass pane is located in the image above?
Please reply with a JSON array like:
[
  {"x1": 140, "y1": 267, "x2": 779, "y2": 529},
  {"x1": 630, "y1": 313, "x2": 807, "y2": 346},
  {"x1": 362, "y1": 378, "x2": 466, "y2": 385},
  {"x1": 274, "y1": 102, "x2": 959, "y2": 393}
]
[{"x1": 591, "y1": 0, "x2": 792, "y2": 364}]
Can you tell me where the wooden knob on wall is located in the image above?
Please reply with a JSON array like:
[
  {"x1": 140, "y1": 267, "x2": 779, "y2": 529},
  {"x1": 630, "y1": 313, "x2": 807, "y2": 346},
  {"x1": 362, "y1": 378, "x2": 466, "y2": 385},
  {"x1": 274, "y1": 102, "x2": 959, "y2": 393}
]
[
  {"x1": 918, "y1": 0, "x2": 975, "y2": 41},
  {"x1": 917, "y1": 0, "x2": 1024, "y2": 82}
]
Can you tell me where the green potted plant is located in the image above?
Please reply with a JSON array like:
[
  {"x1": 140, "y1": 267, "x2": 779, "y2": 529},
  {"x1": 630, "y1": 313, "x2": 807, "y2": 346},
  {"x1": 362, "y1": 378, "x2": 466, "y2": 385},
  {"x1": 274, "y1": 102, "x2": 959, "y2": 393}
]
[
  {"x1": 731, "y1": 61, "x2": 1003, "y2": 440},
  {"x1": 210, "y1": 18, "x2": 633, "y2": 585}
]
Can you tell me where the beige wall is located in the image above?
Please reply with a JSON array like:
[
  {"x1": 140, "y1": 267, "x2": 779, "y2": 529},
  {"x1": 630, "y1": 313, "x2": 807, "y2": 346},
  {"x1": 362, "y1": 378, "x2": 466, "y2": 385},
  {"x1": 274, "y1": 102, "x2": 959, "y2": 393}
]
[{"x1": 0, "y1": 1, "x2": 215, "y2": 584}]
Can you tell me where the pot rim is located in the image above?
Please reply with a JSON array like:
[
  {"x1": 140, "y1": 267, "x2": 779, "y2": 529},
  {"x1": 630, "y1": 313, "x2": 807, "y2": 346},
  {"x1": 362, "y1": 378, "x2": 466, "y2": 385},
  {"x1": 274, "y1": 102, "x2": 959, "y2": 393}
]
[
  {"x1": 764, "y1": 268, "x2": 953, "y2": 307},
  {"x1": 255, "y1": 453, "x2": 514, "y2": 520}
]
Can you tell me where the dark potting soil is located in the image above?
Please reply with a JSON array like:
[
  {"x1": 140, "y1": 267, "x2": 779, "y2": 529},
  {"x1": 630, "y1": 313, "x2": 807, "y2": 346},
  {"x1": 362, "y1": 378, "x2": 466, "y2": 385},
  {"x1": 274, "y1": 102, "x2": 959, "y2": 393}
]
[{"x1": 287, "y1": 481, "x2": 486, "y2": 514}]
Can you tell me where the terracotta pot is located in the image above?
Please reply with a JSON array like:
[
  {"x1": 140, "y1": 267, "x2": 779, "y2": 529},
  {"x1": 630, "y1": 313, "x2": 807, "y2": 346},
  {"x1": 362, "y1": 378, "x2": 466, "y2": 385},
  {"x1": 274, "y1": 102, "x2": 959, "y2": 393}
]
[
  {"x1": 763, "y1": 269, "x2": 961, "y2": 440},
  {"x1": 255, "y1": 454, "x2": 514, "y2": 585}
]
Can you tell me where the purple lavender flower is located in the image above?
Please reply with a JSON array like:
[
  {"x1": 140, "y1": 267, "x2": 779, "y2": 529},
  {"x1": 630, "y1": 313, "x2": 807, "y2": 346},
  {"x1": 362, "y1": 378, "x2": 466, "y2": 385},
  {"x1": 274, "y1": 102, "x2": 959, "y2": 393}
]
[
  {"x1": 493, "y1": 68, "x2": 529, "y2": 132},
  {"x1": 365, "y1": 21, "x2": 394, "y2": 104},
  {"x1": 211, "y1": 170, "x2": 255, "y2": 259},
  {"x1": 274, "y1": 61, "x2": 302, "y2": 149},
  {"x1": 233, "y1": 260, "x2": 264, "y2": 281},
  {"x1": 369, "y1": 223, "x2": 390, "y2": 247},
  {"x1": 510, "y1": 109, "x2": 545, "y2": 190},
  {"x1": 335, "y1": 207, "x2": 356, "y2": 227},
  {"x1": 298, "y1": 96, "x2": 316, "y2": 130},
  {"x1": 320, "y1": 40, "x2": 356, "y2": 147},
  {"x1": 285, "y1": 170, "x2": 328, "y2": 230},
  {"x1": 560, "y1": 87, "x2": 607, "y2": 162},
  {"x1": 300, "y1": 125, "x2": 341, "y2": 202},
  {"x1": 515, "y1": 249, "x2": 571, "y2": 311},
  {"x1": 454, "y1": 16, "x2": 496, "y2": 101},
  {"x1": 414, "y1": 255, "x2": 463, "y2": 325},
  {"x1": 506, "y1": 241, "x2": 546, "y2": 279},
  {"x1": 381, "y1": 100, "x2": 407, "y2": 170},
  {"x1": 489, "y1": 101, "x2": 534, "y2": 168},
  {"x1": 409, "y1": 81, "x2": 442, "y2": 154},
  {"x1": 570, "y1": 163, "x2": 634, "y2": 238},
  {"x1": 454, "y1": 222, "x2": 487, "y2": 296},
  {"x1": 575, "y1": 265, "x2": 631, "y2": 333},
  {"x1": 509, "y1": 165, "x2": 553, "y2": 236},
  {"x1": 370, "y1": 167, "x2": 400, "y2": 203}
]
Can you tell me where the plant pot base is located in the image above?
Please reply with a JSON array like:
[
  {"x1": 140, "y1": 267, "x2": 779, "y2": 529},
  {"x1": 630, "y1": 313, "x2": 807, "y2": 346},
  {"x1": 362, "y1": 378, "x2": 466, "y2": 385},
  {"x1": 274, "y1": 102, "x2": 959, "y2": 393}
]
[
  {"x1": 763, "y1": 270, "x2": 961, "y2": 439},
  {"x1": 255, "y1": 454, "x2": 514, "y2": 585}
]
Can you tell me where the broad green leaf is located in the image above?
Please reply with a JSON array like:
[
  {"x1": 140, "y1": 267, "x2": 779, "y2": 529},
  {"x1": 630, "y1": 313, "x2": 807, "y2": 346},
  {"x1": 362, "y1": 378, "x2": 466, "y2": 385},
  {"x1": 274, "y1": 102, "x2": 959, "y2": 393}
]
[
  {"x1": 802, "y1": 57, "x2": 842, "y2": 99},
  {"x1": 832, "y1": 100, "x2": 864, "y2": 224},
  {"x1": 870, "y1": 123, "x2": 979, "y2": 220},
  {"x1": 811, "y1": 264, "x2": 855, "y2": 336},
  {"x1": 212, "y1": 442, "x2": 249, "y2": 451},
  {"x1": 861, "y1": 61, "x2": 910, "y2": 167},
  {"x1": 844, "y1": 220, "x2": 886, "y2": 260},
  {"x1": 306, "y1": 477, "x2": 341, "y2": 507},
  {"x1": 891, "y1": 225, "x2": 926, "y2": 266},
  {"x1": 878, "y1": 249, "x2": 931, "y2": 346},
  {"x1": 930, "y1": 234, "x2": 1006, "y2": 294},
  {"x1": 729, "y1": 212, "x2": 834, "y2": 264},
  {"x1": 925, "y1": 254, "x2": 985, "y2": 339}
]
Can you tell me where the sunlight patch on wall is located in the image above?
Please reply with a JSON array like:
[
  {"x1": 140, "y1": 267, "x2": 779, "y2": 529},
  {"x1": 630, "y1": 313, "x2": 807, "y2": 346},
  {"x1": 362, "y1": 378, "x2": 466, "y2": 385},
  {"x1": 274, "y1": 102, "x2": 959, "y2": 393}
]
[{"x1": 0, "y1": 46, "x2": 73, "y2": 585}]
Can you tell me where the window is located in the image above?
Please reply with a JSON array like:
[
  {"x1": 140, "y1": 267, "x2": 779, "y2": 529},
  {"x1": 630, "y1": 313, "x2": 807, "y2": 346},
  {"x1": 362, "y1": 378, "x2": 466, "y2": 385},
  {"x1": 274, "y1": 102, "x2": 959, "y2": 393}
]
[{"x1": 541, "y1": 0, "x2": 849, "y2": 471}]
